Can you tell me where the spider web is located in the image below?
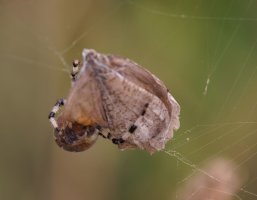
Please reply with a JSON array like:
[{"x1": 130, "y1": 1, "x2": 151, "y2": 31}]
[{"x1": 1, "y1": 0, "x2": 257, "y2": 200}]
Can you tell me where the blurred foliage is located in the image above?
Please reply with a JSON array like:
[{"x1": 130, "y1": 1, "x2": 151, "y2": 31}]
[{"x1": 1, "y1": 0, "x2": 257, "y2": 200}]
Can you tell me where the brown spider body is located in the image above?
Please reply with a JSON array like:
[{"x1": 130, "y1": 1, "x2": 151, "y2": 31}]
[{"x1": 54, "y1": 114, "x2": 99, "y2": 152}]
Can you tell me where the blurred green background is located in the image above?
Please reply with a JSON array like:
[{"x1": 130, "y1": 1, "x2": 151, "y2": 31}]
[{"x1": 1, "y1": 0, "x2": 257, "y2": 199}]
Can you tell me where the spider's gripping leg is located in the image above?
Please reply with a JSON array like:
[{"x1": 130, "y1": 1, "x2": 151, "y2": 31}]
[
  {"x1": 98, "y1": 130, "x2": 125, "y2": 145},
  {"x1": 48, "y1": 99, "x2": 65, "y2": 132},
  {"x1": 71, "y1": 60, "x2": 81, "y2": 83}
]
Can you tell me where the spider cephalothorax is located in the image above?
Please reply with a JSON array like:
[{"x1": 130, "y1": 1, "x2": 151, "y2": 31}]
[{"x1": 54, "y1": 120, "x2": 99, "y2": 152}]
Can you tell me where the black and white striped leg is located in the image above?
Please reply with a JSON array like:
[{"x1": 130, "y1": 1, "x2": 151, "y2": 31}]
[
  {"x1": 71, "y1": 60, "x2": 81, "y2": 83},
  {"x1": 98, "y1": 131, "x2": 124, "y2": 145},
  {"x1": 99, "y1": 132, "x2": 112, "y2": 139},
  {"x1": 111, "y1": 138, "x2": 125, "y2": 145},
  {"x1": 48, "y1": 98, "x2": 65, "y2": 132}
]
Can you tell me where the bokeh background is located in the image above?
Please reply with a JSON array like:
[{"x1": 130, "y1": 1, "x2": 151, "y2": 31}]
[{"x1": 1, "y1": 0, "x2": 257, "y2": 199}]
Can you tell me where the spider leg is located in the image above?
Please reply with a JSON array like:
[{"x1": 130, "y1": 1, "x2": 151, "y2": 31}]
[
  {"x1": 71, "y1": 60, "x2": 81, "y2": 83},
  {"x1": 98, "y1": 131, "x2": 124, "y2": 145},
  {"x1": 111, "y1": 138, "x2": 125, "y2": 145},
  {"x1": 97, "y1": 127, "x2": 112, "y2": 140},
  {"x1": 99, "y1": 132, "x2": 112, "y2": 139},
  {"x1": 48, "y1": 98, "x2": 65, "y2": 132}
]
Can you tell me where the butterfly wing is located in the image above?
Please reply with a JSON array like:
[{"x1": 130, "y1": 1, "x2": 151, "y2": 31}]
[
  {"x1": 84, "y1": 51, "x2": 180, "y2": 153},
  {"x1": 62, "y1": 62, "x2": 108, "y2": 127}
]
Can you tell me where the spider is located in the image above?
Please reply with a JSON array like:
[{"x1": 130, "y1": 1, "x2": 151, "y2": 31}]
[{"x1": 48, "y1": 60, "x2": 124, "y2": 152}]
